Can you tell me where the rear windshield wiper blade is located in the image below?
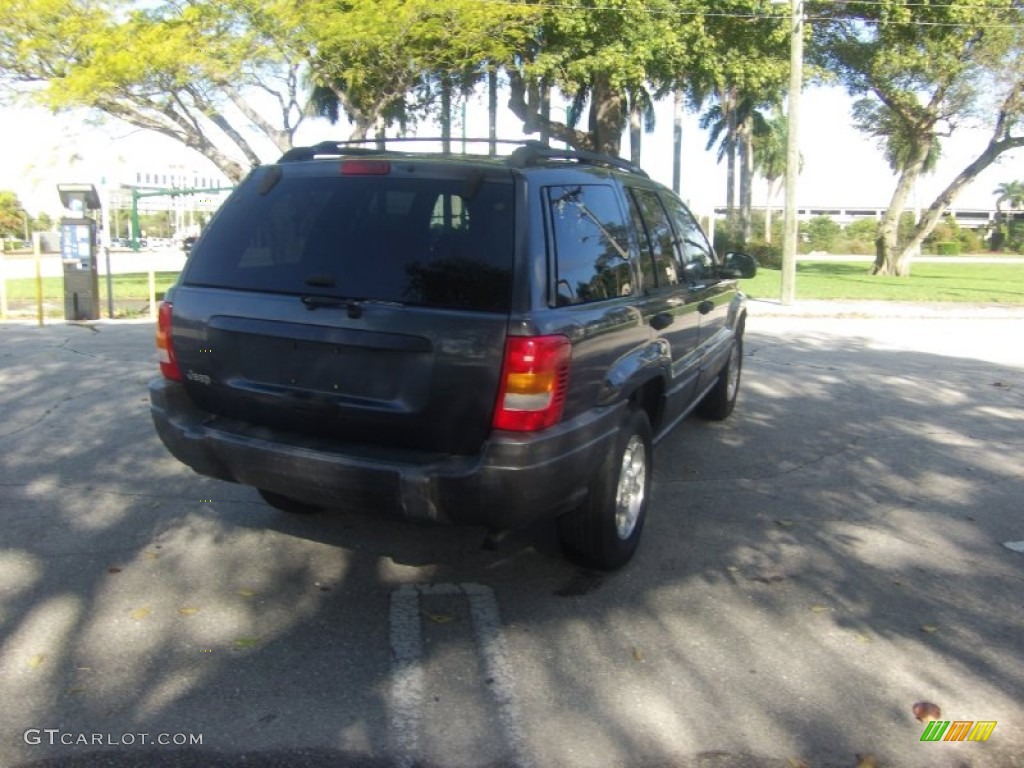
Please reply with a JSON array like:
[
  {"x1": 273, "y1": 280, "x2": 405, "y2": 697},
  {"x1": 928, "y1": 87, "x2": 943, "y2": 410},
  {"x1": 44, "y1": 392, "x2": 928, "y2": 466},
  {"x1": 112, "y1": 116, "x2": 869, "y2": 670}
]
[{"x1": 301, "y1": 295, "x2": 364, "y2": 318}]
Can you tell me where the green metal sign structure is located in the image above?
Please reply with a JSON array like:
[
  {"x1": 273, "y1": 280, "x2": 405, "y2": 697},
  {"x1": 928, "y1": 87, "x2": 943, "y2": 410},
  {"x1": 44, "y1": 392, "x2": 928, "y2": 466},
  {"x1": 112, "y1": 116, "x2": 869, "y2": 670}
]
[{"x1": 129, "y1": 186, "x2": 235, "y2": 251}]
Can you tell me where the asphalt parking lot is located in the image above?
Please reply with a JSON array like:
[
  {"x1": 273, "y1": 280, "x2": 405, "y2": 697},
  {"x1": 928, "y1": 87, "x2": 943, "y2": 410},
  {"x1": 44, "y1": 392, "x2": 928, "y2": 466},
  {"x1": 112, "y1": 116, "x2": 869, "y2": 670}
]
[{"x1": 0, "y1": 304, "x2": 1021, "y2": 768}]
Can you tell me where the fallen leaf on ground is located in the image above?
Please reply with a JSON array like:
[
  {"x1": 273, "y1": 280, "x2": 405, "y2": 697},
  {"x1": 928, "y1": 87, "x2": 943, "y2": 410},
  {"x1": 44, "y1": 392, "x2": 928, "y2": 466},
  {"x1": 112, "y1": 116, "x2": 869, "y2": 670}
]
[
  {"x1": 233, "y1": 637, "x2": 260, "y2": 648},
  {"x1": 913, "y1": 701, "x2": 941, "y2": 722},
  {"x1": 143, "y1": 551, "x2": 159, "y2": 560},
  {"x1": 107, "y1": 566, "x2": 122, "y2": 574},
  {"x1": 177, "y1": 606, "x2": 200, "y2": 616},
  {"x1": 810, "y1": 604, "x2": 830, "y2": 613},
  {"x1": 775, "y1": 519, "x2": 797, "y2": 528},
  {"x1": 27, "y1": 654, "x2": 45, "y2": 669},
  {"x1": 920, "y1": 624, "x2": 939, "y2": 634},
  {"x1": 855, "y1": 754, "x2": 879, "y2": 768},
  {"x1": 236, "y1": 588, "x2": 256, "y2": 598},
  {"x1": 632, "y1": 647, "x2": 645, "y2": 662},
  {"x1": 129, "y1": 606, "x2": 151, "y2": 621}
]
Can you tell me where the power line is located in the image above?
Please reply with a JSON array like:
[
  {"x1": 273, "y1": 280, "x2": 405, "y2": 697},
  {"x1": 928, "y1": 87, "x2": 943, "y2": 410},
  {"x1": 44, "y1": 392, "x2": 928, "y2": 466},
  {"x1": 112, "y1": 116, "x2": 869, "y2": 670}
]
[{"x1": 469, "y1": 0, "x2": 1024, "y2": 28}]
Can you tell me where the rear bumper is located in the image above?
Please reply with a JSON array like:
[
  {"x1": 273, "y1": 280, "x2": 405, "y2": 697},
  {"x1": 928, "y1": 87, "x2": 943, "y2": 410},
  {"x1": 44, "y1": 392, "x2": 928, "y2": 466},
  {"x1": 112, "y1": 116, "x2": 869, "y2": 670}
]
[{"x1": 149, "y1": 379, "x2": 623, "y2": 529}]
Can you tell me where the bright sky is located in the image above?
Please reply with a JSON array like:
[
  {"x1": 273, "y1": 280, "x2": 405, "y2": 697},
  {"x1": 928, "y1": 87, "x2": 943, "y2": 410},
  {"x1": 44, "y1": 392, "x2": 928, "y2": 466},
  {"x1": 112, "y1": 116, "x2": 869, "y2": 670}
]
[{"x1": 0, "y1": 84, "x2": 1019, "y2": 220}]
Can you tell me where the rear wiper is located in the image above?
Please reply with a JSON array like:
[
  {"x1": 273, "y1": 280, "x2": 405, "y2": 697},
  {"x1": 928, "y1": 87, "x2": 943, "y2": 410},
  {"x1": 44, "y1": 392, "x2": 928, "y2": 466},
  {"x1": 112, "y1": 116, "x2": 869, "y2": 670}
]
[{"x1": 301, "y1": 295, "x2": 364, "y2": 318}]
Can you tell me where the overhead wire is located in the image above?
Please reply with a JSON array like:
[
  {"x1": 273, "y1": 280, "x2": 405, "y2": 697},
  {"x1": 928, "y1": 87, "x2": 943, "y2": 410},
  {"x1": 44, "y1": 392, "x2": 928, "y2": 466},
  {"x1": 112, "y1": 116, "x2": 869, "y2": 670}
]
[{"x1": 468, "y1": 0, "x2": 1024, "y2": 29}]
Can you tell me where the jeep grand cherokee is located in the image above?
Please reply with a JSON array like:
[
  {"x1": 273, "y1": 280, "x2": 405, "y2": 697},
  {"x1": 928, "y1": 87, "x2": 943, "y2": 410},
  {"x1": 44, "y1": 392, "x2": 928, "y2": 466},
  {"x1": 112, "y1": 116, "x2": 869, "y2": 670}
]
[{"x1": 149, "y1": 140, "x2": 756, "y2": 569}]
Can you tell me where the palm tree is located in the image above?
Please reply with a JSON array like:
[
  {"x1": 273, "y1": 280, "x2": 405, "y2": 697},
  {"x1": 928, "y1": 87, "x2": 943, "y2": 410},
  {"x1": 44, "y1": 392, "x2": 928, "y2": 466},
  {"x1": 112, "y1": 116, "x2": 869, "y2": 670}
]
[
  {"x1": 752, "y1": 112, "x2": 790, "y2": 243},
  {"x1": 993, "y1": 180, "x2": 1024, "y2": 251},
  {"x1": 699, "y1": 88, "x2": 770, "y2": 245},
  {"x1": 627, "y1": 87, "x2": 657, "y2": 165}
]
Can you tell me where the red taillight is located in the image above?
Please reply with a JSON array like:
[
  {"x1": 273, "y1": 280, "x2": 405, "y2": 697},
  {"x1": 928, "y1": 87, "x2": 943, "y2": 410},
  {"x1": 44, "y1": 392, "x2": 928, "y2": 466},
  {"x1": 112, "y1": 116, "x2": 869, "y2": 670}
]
[
  {"x1": 492, "y1": 335, "x2": 571, "y2": 432},
  {"x1": 156, "y1": 300, "x2": 182, "y2": 381},
  {"x1": 340, "y1": 159, "x2": 391, "y2": 175}
]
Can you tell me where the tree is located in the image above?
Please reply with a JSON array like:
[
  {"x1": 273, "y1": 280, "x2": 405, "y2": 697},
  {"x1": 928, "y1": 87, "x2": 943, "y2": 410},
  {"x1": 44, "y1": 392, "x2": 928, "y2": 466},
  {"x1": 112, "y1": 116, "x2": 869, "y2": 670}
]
[
  {"x1": 31, "y1": 212, "x2": 53, "y2": 232},
  {"x1": 504, "y1": 0, "x2": 694, "y2": 156},
  {"x1": 993, "y1": 179, "x2": 1024, "y2": 250},
  {"x1": 299, "y1": 0, "x2": 538, "y2": 144},
  {"x1": 0, "y1": 0, "x2": 311, "y2": 181},
  {"x1": 813, "y1": 0, "x2": 1024, "y2": 276},
  {"x1": 752, "y1": 111, "x2": 789, "y2": 242},
  {"x1": 689, "y1": 4, "x2": 789, "y2": 245},
  {"x1": 700, "y1": 91, "x2": 775, "y2": 244},
  {"x1": 0, "y1": 190, "x2": 26, "y2": 238}
]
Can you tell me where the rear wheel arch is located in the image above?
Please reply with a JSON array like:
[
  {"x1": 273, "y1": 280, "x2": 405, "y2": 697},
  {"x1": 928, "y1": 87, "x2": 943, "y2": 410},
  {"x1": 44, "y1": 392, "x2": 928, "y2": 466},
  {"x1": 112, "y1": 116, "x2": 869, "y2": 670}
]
[{"x1": 629, "y1": 376, "x2": 665, "y2": 436}]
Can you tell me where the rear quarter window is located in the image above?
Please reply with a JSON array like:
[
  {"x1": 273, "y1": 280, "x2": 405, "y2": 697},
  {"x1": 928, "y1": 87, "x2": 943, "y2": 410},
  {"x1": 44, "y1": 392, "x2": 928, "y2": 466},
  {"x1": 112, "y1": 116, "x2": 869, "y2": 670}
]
[
  {"x1": 547, "y1": 184, "x2": 634, "y2": 306},
  {"x1": 184, "y1": 167, "x2": 515, "y2": 312}
]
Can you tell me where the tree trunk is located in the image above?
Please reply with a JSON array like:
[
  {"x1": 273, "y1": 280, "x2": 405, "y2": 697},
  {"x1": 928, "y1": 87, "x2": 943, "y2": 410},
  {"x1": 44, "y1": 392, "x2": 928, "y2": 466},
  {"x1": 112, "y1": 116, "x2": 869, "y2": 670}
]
[
  {"x1": 897, "y1": 133, "x2": 1024, "y2": 264},
  {"x1": 488, "y1": 69, "x2": 498, "y2": 156},
  {"x1": 765, "y1": 180, "x2": 778, "y2": 243},
  {"x1": 440, "y1": 79, "x2": 452, "y2": 153},
  {"x1": 724, "y1": 91, "x2": 737, "y2": 221},
  {"x1": 630, "y1": 96, "x2": 642, "y2": 165},
  {"x1": 506, "y1": 70, "x2": 608, "y2": 152},
  {"x1": 872, "y1": 140, "x2": 932, "y2": 276},
  {"x1": 738, "y1": 114, "x2": 753, "y2": 245},
  {"x1": 590, "y1": 73, "x2": 625, "y2": 156},
  {"x1": 672, "y1": 89, "x2": 683, "y2": 196},
  {"x1": 540, "y1": 78, "x2": 551, "y2": 146}
]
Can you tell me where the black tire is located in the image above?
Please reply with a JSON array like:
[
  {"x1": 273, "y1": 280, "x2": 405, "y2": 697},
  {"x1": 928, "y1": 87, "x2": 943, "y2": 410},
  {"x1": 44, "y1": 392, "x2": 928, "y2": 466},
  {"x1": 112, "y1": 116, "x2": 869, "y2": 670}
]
[
  {"x1": 257, "y1": 488, "x2": 324, "y2": 514},
  {"x1": 697, "y1": 333, "x2": 743, "y2": 421},
  {"x1": 558, "y1": 408, "x2": 653, "y2": 570}
]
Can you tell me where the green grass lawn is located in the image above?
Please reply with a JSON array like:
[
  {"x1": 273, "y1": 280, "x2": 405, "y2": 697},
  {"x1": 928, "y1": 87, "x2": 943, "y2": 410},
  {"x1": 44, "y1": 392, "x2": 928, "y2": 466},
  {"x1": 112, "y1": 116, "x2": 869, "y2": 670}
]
[
  {"x1": 2, "y1": 272, "x2": 180, "y2": 302},
  {"x1": 1, "y1": 271, "x2": 181, "y2": 318},
  {"x1": 740, "y1": 260, "x2": 1024, "y2": 303},
  {"x1": 3, "y1": 262, "x2": 1024, "y2": 318}
]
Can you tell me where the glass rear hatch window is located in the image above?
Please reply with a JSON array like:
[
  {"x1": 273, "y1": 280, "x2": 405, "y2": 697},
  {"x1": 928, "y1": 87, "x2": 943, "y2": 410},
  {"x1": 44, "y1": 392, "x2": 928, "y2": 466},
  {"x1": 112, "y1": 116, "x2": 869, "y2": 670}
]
[{"x1": 184, "y1": 168, "x2": 515, "y2": 312}]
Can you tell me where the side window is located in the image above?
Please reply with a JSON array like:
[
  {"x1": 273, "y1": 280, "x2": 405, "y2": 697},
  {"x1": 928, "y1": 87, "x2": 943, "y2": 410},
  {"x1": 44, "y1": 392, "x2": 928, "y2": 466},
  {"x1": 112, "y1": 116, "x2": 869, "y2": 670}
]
[
  {"x1": 663, "y1": 195, "x2": 715, "y2": 282},
  {"x1": 628, "y1": 187, "x2": 679, "y2": 289},
  {"x1": 625, "y1": 190, "x2": 659, "y2": 293},
  {"x1": 547, "y1": 185, "x2": 634, "y2": 306}
]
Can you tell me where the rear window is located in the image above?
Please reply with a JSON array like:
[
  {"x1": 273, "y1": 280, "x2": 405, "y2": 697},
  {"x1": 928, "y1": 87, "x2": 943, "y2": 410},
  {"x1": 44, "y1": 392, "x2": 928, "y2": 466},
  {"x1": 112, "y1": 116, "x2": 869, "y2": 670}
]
[{"x1": 184, "y1": 167, "x2": 515, "y2": 312}]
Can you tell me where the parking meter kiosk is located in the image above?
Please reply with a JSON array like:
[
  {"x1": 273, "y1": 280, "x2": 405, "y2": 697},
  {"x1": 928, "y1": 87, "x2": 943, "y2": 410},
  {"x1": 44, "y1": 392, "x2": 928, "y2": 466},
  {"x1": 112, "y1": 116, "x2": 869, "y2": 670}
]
[{"x1": 58, "y1": 184, "x2": 101, "y2": 321}]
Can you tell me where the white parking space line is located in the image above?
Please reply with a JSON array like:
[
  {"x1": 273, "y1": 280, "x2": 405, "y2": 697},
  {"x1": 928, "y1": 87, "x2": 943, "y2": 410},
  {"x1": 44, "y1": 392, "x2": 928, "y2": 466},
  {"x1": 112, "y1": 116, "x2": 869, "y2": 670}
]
[
  {"x1": 389, "y1": 583, "x2": 532, "y2": 768},
  {"x1": 388, "y1": 586, "x2": 425, "y2": 768}
]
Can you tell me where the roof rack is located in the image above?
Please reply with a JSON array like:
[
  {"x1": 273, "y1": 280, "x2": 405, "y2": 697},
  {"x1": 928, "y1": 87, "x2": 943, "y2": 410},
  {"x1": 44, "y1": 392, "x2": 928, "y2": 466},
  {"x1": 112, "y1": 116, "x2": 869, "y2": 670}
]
[
  {"x1": 506, "y1": 140, "x2": 648, "y2": 177},
  {"x1": 276, "y1": 138, "x2": 649, "y2": 177}
]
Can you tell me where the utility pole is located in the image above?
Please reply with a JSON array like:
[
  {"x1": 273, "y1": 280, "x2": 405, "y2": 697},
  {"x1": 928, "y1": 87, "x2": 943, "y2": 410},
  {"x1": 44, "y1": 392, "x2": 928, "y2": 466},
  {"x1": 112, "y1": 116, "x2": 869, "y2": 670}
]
[{"x1": 780, "y1": 0, "x2": 803, "y2": 305}]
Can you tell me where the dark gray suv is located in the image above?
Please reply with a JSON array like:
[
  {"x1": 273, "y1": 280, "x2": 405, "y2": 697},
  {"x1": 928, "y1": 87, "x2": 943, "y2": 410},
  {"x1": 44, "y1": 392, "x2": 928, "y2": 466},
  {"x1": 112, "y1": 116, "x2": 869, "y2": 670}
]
[{"x1": 150, "y1": 140, "x2": 756, "y2": 569}]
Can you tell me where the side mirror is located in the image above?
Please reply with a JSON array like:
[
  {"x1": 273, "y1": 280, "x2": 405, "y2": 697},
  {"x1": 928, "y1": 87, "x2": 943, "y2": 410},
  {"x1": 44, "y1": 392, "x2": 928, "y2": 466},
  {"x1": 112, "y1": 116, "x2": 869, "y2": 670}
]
[{"x1": 720, "y1": 251, "x2": 757, "y2": 279}]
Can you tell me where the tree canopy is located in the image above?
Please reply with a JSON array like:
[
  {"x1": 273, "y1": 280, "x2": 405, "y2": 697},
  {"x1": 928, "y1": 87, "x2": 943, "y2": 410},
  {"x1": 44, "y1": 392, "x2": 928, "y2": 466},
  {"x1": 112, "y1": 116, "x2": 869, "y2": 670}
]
[
  {"x1": 812, "y1": 0, "x2": 1024, "y2": 274},
  {"x1": 0, "y1": 189, "x2": 26, "y2": 238},
  {"x1": 0, "y1": 0, "x2": 308, "y2": 181},
  {"x1": 1, "y1": 0, "x2": 1020, "y2": 270}
]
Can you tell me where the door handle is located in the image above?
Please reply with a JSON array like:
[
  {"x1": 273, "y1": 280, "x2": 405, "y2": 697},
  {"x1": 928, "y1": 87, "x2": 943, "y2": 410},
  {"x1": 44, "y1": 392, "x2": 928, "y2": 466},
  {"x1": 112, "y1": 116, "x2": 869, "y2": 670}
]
[
  {"x1": 649, "y1": 312, "x2": 673, "y2": 331},
  {"x1": 698, "y1": 300, "x2": 715, "y2": 315}
]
